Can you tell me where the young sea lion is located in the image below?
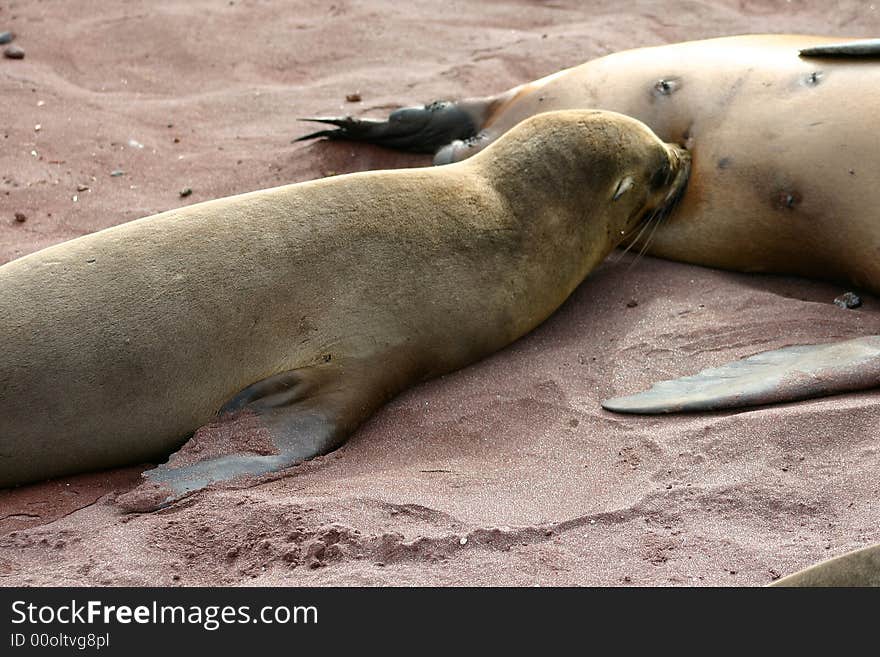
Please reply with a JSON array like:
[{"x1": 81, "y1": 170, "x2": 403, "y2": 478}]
[{"x1": 0, "y1": 110, "x2": 689, "y2": 509}]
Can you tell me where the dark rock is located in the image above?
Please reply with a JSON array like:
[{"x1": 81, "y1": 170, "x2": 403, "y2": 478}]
[
  {"x1": 3, "y1": 44, "x2": 24, "y2": 59},
  {"x1": 833, "y1": 291, "x2": 862, "y2": 309}
]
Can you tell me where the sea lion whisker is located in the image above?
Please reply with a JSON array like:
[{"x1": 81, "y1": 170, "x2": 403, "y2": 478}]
[{"x1": 611, "y1": 211, "x2": 656, "y2": 264}]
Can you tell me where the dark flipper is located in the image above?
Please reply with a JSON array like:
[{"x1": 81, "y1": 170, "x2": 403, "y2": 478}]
[
  {"x1": 800, "y1": 38, "x2": 880, "y2": 57},
  {"x1": 118, "y1": 363, "x2": 384, "y2": 511},
  {"x1": 770, "y1": 543, "x2": 880, "y2": 587},
  {"x1": 602, "y1": 336, "x2": 880, "y2": 414},
  {"x1": 294, "y1": 101, "x2": 479, "y2": 154}
]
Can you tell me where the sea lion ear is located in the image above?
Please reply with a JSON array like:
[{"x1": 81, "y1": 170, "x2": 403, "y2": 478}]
[
  {"x1": 116, "y1": 363, "x2": 377, "y2": 512},
  {"x1": 602, "y1": 335, "x2": 880, "y2": 414}
]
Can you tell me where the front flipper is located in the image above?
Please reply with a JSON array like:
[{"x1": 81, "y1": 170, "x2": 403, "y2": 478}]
[
  {"x1": 602, "y1": 336, "x2": 880, "y2": 414},
  {"x1": 118, "y1": 363, "x2": 387, "y2": 511},
  {"x1": 770, "y1": 543, "x2": 880, "y2": 587},
  {"x1": 294, "y1": 100, "x2": 480, "y2": 154},
  {"x1": 800, "y1": 38, "x2": 880, "y2": 58}
]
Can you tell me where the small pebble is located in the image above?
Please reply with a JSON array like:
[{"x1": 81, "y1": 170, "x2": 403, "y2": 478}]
[
  {"x1": 110, "y1": 169, "x2": 124, "y2": 177},
  {"x1": 626, "y1": 299, "x2": 638, "y2": 308},
  {"x1": 833, "y1": 291, "x2": 862, "y2": 309},
  {"x1": 0, "y1": 31, "x2": 13, "y2": 45},
  {"x1": 345, "y1": 92, "x2": 362, "y2": 102},
  {"x1": 14, "y1": 212, "x2": 26, "y2": 223},
  {"x1": 34, "y1": 124, "x2": 41, "y2": 131},
  {"x1": 4, "y1": 44, "x2": 24, "y2": 59},
  {"x1": 76, "y1": 184, "x2": 89, "y2": 192},
  {"x1": 179, "y1": 187, "x2": 192, "y2": 198},
  {"x1": 459, "y1": 537, "x2": 467, "y2": 546}
]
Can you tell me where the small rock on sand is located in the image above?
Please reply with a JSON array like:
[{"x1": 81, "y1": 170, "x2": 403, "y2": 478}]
[
  {"x1": 833, "y1": 291, "x2": 862, "y2": 309},
  {"x1": 3, "y1": 44, "x2": 24, "y2": 59},
  {"x1": 14, "y1": 212, "x2": 26, "y2": 223},
  {"x1": 179, "y1": 187, "x2": 192, "y2": 198},
  {"x1": 0, "y1": 31, "x2": 13, "y2": 45},
  {"x1": 345, "y1": 92, "x2": 362, "y2": 102}
]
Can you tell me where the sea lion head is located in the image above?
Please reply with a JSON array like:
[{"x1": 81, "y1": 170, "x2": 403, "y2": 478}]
[{"x1": 473, "y1": 110, "x2": 690, "y2": 257}]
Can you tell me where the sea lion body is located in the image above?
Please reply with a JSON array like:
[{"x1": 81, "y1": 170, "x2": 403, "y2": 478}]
[
  {"x1": 0, "y1": 110, "x2": 688, "y2": 502},
  {"x1": 305, "y1": 35, "x2": 880, "y2": 292}
]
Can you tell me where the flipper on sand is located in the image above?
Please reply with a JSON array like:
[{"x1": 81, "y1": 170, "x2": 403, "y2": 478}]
[
  {"x1": 117, "y1": 363, "x2": 383, "y2": 512},
  {"x1": 800, "y1": 38, "x2": 880, "y2": 57},
  {"x1": 295, "y1": 101, "x2": 479, "y2": 154},
  {"x1": 770, "y1": 543, "x2": 880, "y2": 587},
  {"x1": 602, "y1": 336, "x2": 880, "y2": 414}
]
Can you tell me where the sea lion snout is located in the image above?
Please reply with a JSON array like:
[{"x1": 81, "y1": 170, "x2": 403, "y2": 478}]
[
  {"x1": 662, "y1": 143, "x2": 690, "y2": 204},
  {"x1": 620, "y1": 141, "x2": 690, "y2": 240}
]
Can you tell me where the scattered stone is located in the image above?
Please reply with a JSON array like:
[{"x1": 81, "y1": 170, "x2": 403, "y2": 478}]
[
  {"x1": 833, "y1": 291, "x2": 862, "y2": 309},
  {"x1": 4, "y1": 44, "x2": 24, "y2": 60},
  {"x1": 14, "y1": 212, "x2": 26, "y2": 223},
  {"x1": 76, "y1": 184, "x2": 89, "y2": 192},
  {"x1": 459, "y1": 537, "x2": 467, "y2": 546},
  {"x1": 0, "y1": 31, "x2": 13, "y2": 45},
  {"x1": 626, "y1": 299, "x2": 638, "y2": 308},
  {"x1": 179, "y1": 187, "x2": 192, "y2": 198},
  {"x1": 345, "y1": 92, "x2": 362, "y2": 102},
  {"x1": 110, "y1": 169, "x2": 124, "y2": 177},
  {"x1": 33, "y1": 124, "x2": 41, "y2": 131}
]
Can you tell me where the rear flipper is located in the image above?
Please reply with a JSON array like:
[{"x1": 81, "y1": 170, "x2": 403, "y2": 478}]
[
  {"x1": 800, "y1": 38, "x2": 880, "y2": 57},
  {"x1": 602, "y1": 336, "x2": 880, "y2": 414},
  {"x1": 770, "y1": 543, "x2": 880, "y2": 587},
  {"x1": 117, "y1": 363, "x2": 386, "y2": 512},
  {"x1": 295, "y1": 100, "x2": 484, "y2": 156}
]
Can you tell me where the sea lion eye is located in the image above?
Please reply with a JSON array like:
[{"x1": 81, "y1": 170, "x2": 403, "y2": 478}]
[{"x1": 612, "y1": 176, "x2": 634, "y2": 201}]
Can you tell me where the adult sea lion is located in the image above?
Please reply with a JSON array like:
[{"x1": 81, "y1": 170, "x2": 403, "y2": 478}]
[
  {"x1": 0, "y1": 110, "x2": 689, "y2": 509},
  {"x1": 299, "y1": 34, "x2": 880, "y2": 413}
]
